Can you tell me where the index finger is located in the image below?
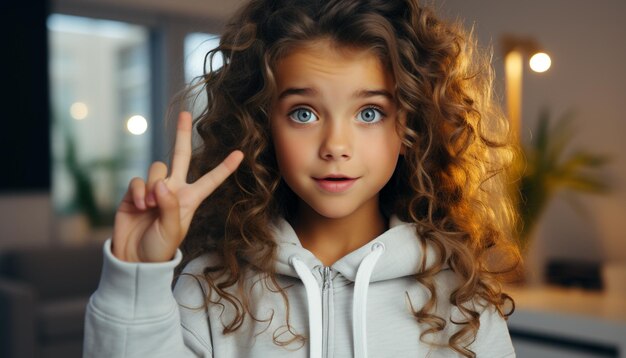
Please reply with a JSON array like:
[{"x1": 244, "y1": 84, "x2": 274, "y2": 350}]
[
  {"x1": 170, "y1": 111, "x2": 193, "y2": 182},
  {"x1": 193, "y1": 150, "x2": 244, "y2": 200}
]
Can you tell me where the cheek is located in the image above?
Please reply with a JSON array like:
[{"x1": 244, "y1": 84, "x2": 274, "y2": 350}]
[
  {"x1": 272, "y1": 131, "x2": 309, "y2": 176},
  {"x1": 361, "y1": 130, "x2": 402, "y2": 169}
]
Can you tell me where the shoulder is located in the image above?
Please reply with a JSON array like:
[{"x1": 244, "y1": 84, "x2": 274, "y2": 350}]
[
  {"x1": 470, "y1": 304, "x2": 515, "y2": 355},
  {"x1": 434, "y1": 268, "x2": 504, "y2": 314},
  {"x1": 180, "y1": 252, "x2": 221, "y2": 276},
  {"x1": 173, "y1": 252, "x2": 221, "y2": 306},
  {"x1": 172, "y1": 253, "x2": 220, "y2": 353},
  {"x1": 432, "y1": 268, "x2": 462, "y2": 298},
  {"x1": 435, "y1": 269, "x2": 515, "y2": 355}
]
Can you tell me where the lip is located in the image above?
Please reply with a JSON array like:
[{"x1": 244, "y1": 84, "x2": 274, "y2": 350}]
[{"x1": 313, "y1": 176, "x2": 358, "y2": 193}]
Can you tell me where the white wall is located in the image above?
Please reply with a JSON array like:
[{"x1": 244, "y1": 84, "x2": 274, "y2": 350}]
[{"x1": 440, "y1": 0, "x2": 626, "y2": 267}]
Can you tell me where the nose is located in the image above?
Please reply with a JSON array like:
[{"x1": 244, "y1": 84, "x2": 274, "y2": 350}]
[{"x1": 319, "y1": 120, "x2": 352, "y2": 160}]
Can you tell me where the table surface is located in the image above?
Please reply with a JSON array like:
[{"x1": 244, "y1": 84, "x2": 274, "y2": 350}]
[
  {"x1": 505, "y1": 285, "x2": 626, "y2": 324},
  {"x1": 505, "y1": 285, "x2": 626, "y2": 354}
]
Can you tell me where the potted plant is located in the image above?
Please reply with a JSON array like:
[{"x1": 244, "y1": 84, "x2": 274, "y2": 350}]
[{"x1": 514, "y1": 108, "x2": 611, "y2": 253}]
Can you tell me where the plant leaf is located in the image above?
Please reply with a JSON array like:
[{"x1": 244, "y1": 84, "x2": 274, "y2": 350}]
[
  {"x1": 545, "y1": 110, "x2": 577, "y2": 167},
  {"x1": 550, "y1": 173, "x2": 610, "y2": 193},
  {"x1": 516, "y1": 107, "x2": 611, "y2": 248}
]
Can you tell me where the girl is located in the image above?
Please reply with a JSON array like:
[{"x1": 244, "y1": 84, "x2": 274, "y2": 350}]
[{"x1": 84, "y1": 0, "x2": 520, "y2": 357}]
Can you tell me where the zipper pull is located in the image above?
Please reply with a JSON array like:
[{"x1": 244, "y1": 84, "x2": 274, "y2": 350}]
[{"x1": 323, "y1": 266, "x2": 331, "y2": 290}]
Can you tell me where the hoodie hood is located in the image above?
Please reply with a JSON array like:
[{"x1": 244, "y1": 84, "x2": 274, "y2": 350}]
[{"x1": 273, "y1": 215, "x2": 443, "y2": 281}]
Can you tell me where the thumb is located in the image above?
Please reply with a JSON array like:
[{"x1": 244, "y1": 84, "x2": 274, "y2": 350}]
[{"x1": 154, "y1": 180, "x2": 182, "y2": 243}]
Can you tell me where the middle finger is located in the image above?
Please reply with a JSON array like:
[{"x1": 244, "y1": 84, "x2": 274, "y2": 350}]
[{"x1": 146, "y1": 161, "x2": 168, "y2": 206}]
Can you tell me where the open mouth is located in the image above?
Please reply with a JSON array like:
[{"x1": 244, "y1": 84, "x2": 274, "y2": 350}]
[
  {"x1": 315, "y1": 174, "x2": 355, "y2": 181},
  {"x1": 313, "y1": 176, "x2": 358, "y2": 193}
]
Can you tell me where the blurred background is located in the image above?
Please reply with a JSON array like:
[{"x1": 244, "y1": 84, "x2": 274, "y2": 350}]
[{"x1": 0, "y1": 0, "x2": 624, "y2": 357}]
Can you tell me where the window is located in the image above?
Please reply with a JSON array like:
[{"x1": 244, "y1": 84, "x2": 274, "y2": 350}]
[
  {"x1": 184, "y1": 32, "x2": 221, "y2": 118},
  {"x1": 48, "y1": 14, "x2": 152, "y2": 238},
  {"x1": 185, "y1": 32, "x2": 222, "y2": 83}
]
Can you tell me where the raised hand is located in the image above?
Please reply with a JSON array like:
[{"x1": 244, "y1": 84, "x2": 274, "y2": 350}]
[{"x1": 111, "y1": 111, "x2": 244, "y2": 263}]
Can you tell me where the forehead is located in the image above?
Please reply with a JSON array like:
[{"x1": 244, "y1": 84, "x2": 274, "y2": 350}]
[{"x1": 273, "y1": 40, "x2": 395, "y2": 94}]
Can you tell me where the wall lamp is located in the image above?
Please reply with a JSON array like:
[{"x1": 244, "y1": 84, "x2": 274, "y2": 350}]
[{"x1": 501, "y1": 35, "x2": 552, "y2": 141}]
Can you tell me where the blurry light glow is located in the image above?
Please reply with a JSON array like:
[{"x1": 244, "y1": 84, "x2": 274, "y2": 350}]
[
  {"x1": 70, "y1": 102, "x2": 88, "y2": 120},
  {"x1": 126, "y1": 115, "x2": 148, "y2": 135},
  {"x1": 529, "y1": 52, "x2": 551, "y2": 73}
]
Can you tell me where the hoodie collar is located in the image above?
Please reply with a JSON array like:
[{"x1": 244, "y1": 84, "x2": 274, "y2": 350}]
[{"x1": 273, "y1": 215, "x2": 442, "y2": 282}]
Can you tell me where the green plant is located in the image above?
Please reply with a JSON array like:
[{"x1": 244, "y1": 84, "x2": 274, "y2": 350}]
[
  {"x1": 60, "y1": 127, "x2": 120, "y2": 227},
  {"x1": 515, "y1": 108, "x2": 610, "y2": 251}
]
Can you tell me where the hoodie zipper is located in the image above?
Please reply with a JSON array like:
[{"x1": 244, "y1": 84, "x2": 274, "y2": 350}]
[{"x1": 321, "y1": 266, "x2": 332, "y2": 358}]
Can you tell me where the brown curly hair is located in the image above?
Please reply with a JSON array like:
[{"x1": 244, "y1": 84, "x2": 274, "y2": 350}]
[{"x1": 177, "y1": 0, "x2": 521, "y2": 356}]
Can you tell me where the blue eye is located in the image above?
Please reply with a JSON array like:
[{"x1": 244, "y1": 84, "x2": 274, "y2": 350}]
[
  {"x1": 289, "y1": 108, "x2": 318, "y2": 123},
  {"x1": 358, "y1": 107, "x2": 384, "y2": 123}
]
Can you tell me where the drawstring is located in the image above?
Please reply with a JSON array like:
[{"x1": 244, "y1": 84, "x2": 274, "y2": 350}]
[
  {"x1": 353, "y1": 242, "x2": 385, "y2": 358},
  {"x1": 290, "y1": 256, "x2": 322, "y2": 358},
  {"x1": 289, "y1": 242, "x2": 385, "y2": 358}
]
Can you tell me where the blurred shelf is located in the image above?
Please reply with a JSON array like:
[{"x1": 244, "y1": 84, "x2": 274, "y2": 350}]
[{"x1": 506, "y1": 285, "x2": 626, "y2": 358}]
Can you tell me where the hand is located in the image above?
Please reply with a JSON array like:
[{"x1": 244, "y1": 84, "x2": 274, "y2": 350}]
[{"x1": 111, "y1": 111, "x2": 244, "y2": 262}]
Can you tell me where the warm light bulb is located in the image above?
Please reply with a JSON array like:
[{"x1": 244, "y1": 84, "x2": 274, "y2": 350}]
[
  {"x1": 529, "y1": 52, "x2": 551, "y2": 73},
  {"x1": 70, "y1": 102, "x2": 88, "y2": 120},
  {"x1": 126, "y1": 115, "x2": 148, "y2": 135}
]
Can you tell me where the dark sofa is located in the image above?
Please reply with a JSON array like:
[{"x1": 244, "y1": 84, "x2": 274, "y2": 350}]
[{"x1": 0, "y1": 243, "x2": 103, "y2": 358}]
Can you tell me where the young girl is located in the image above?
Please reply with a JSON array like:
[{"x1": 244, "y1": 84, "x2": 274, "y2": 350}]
[{"x1": 84, "y1": 0, "x2": 520, "y2": 357}]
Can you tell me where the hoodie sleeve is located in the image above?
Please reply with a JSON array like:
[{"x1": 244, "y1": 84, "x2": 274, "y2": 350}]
[
  {"x1": 83, "y1": 239, "x2": 213, "y2": 358},
  {"x1": 470, "y1": 305, "x2": 516, "y2": 357}
]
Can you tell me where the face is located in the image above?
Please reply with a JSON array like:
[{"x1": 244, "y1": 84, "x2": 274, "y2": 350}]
[{"x1": 270, "y1": 40, "x2": 403, "y2": 221}]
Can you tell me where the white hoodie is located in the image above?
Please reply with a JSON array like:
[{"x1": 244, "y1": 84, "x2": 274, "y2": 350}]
[{"x1": 84, "y1": 216, "x2": 516, "y2": 357}]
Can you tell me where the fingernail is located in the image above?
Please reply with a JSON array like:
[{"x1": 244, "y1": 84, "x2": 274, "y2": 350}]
[
  {"x1": 135, "y1": 197, "x2": 146, "y2": 210},
  {"x1": 146, "y1": 192, "x2": 156, "y2": 205},
  {"x1": 157, "y1": 181, "x2": 169, "y2": 195}
]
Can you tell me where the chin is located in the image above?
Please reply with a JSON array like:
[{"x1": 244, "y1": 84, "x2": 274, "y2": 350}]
[{"x1": 306, "y1": 202, "x2": 361, "y2": 220}]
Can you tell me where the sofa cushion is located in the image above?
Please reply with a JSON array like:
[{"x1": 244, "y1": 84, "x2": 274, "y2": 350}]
[
  {"x1": 38, "y1": 296, "x2": 90, "y2": 341},
  {"x1": 1, "y1": 244, "x2": 102, "y2": 300},
  {"x1": 40, "y1": 340, "x2": 84, "y2": 358}
]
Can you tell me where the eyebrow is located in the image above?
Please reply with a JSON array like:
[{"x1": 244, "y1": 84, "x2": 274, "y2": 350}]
[
  {"x1": 355, "y1": 89, "x2": 394, "y2": 100},
  {"x1": 277, "y1": 87, "x2": 316, "y2": 100},
  {"x1": 277, "y1": 87, "x2": 394, "y2": 101}
]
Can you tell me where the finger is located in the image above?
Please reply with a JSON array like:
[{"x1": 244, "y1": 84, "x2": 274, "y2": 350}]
[
  {"x1": 193, "y1": 150, "x2": 244, "y2": 199},
  {"x1": 146, "y1": 162, "x2": 168, "y2": 207},
  {"x1": 154, "y1": 179, "x2": 182, "y2": 245},
  {"x1": 119, "y1": 177, "x2": 146, "y2": 210},
  {"x1": 113, "y1": 178, "x2": 146, "y2": 262},
  {"x1": 129, "y1": 177, "x2": 147, "y2": 210},
  {"x1": 170, "y1": 111, "x2": 193, "y2": 183}
]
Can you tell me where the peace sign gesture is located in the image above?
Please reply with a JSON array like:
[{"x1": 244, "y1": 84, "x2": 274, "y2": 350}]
[{"x1": 111, "y1": 112, "x2": 244, "y2": 263}]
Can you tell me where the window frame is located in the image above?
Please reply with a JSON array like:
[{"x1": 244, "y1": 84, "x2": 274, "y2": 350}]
[{"x1": 50, "y1": 0, "x2": 225, "y2": 162}]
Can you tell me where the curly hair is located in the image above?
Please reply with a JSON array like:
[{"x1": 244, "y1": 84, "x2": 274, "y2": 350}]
[{"x1": 177, "y1": 0, "x2": 521, "y2": 356}]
